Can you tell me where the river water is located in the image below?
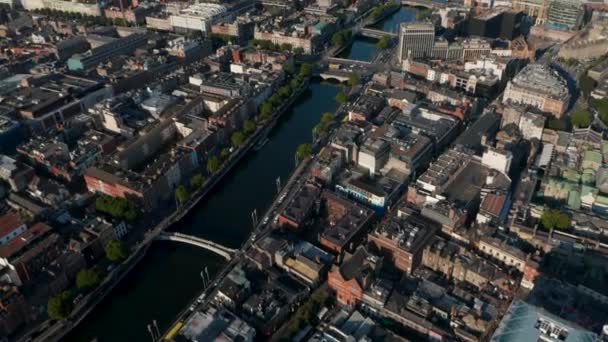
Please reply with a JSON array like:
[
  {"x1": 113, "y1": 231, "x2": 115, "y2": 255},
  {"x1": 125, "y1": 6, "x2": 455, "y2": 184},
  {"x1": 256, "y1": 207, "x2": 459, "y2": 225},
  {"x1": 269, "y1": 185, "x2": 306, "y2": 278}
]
[
  {"x1": 339, "y1": 7, "x2": 417, "y2": 62},
  {"x1": 64, "y1": 82, "x2": 341, "y2": 342}
]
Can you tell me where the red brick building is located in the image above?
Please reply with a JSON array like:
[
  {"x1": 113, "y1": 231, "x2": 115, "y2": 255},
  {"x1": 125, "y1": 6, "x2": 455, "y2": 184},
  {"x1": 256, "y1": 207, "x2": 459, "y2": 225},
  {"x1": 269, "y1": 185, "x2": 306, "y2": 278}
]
[
  {"x1": 368, "y1": 214, "x2": 437, "y2": 274},
  {"x1": 328, "y1": 247, "x2": 381, "y2": 306}
]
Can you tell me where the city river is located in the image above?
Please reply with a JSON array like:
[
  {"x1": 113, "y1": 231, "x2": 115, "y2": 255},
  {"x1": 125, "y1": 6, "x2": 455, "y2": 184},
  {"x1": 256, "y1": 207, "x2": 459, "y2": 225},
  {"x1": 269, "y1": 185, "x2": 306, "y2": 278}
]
[
  {"x1": 64, "y1": 82, "x2": 341, "y2": 342},
  {"x1": 339, "y1": 6, "x2": 417, "y2": 62}
]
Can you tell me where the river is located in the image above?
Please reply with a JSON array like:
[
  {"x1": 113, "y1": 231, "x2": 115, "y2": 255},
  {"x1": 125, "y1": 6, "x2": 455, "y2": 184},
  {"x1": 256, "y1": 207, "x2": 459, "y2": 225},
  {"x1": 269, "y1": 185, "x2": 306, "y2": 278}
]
[
  {"x1": 64, "y1": 81, "x2": 341, "y2": 342},
  {"x1": 339, "y1": 7, "x2": 417, "y2": 62}
]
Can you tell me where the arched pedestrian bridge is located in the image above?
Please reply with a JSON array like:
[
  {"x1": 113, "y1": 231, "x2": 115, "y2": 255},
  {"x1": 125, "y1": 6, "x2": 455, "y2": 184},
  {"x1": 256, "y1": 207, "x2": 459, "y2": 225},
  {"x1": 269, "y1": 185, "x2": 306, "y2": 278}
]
[{"x1": 155, "y1": 232, "x2": 236, "y2": 260}]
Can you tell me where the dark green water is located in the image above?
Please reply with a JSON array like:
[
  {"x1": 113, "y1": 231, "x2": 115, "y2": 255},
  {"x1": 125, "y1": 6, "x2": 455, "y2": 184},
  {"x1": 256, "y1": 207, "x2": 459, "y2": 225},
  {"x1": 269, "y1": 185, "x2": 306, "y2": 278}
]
[
  {"x1": 339, "y1": 7, "x2": 417, "y2": 62},
  {"x1": 64, "y1": 82, "x2": 340, "y2": 342}
]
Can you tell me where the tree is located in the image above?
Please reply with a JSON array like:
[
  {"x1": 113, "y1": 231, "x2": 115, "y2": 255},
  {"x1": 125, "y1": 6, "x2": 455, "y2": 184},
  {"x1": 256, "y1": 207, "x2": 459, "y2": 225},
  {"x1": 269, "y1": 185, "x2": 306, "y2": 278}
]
[
  {"x1": 592, "y1": 98, "x2": 608, "y2": 126},
  {"x1": 320, "y1": 112, "x2": 334, "y2": 124},
  {"x1": 290, "y1": 78, "x2": 301, "y2": 90},
  {"x1": 335, "y1": 92, "x2": 348, "y2": 104},
  {"x1": 48, "y1": 291, "x2": 73, "y2": 320},
  {"x1": 579, "y1": 73, "x2": 596, "y2": 98},
  {"x1": 299, "y1": 63, "x2": 313, "y2": 78},
  {"x1": 76, "y1": 268, "x2": 100, "y2": 290},
  {"x1": 95, "y1": 195, "x2": 139, "y2": 222},
  {"x1": 105, "y1": 240, "x2": 127, "y2": 262},
  {"x1": 347, "y1": 74, "x2": 360, "y2": 87},
  {"x1": 190, "y1": 173, "x2": 205, "y2": 189},
  {"x1": 207, "y1": 156, "x2": 221, "y2": 174},
  {"x1": 231, "y1": 131, "x2": 246, "y2": 147},
  {"x1": 260, "y1": 102, "x2": 274, "y2": 119},
  {"x1": 571, "y1": 110, "x2": 592, "y2": 128},
  {"x1": 293, "y1": 47, "x2": 305, "y2": 55},
  {"x1": 283, "y1": 62, "x2": 295, "y2": 75},
  {"x1": 175, "y1": 185, "x2": 190, "y2": 205},
  {"x1": 220, "y1": 148, "x2": 231, "y2": 161},
  {"x1": 547, "y1": 118, "x2": 566, "y2": 131},
  {"x1": 243, "y1": 119, "x2": 256, "y2": 135},
  {"x1": 280, "y1": 43, "x2": 293, "y2": 51},
  {"x1": 376, "y1": 36, "x2": 391, "y2": 49},
  {"x1": 296, "y1": 143, "x2": 313, "y2": 159},
  {"x1": 278, "y1": 85, "x2": 291, "y2": 99},
  {"x1": 332, "y1": 31, "x2": 346, "y2": 47},
  {"x1": 540, "y1": 210, "x2": 571, "y2": 231}
]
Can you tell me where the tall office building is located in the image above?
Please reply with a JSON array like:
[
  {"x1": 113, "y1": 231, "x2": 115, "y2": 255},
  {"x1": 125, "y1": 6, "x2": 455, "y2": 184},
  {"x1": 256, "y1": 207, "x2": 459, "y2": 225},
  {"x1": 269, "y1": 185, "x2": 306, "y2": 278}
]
[
  {"x1": 546, "y1": 0, "x2": 585, "y2": 31},
  {"x1": 398, "y1": 22, "x2": 435, "y2": 63}
]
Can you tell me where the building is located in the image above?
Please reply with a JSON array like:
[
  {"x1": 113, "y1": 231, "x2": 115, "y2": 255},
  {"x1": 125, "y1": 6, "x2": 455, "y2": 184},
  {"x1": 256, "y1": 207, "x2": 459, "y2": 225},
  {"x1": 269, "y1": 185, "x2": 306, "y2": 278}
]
[
  {"x1": 518, "y1": 111, "x2": 545, "y2": 141},
  {"x1": 277, "y1": 184, "x2": 320, "y2": 230},
  {"x1": 21, "y1": 0, "x2": 102, "y2": 16},
  {"x1": 358, "y1": 137, "x2": 390, "y2": 176},
  {"x1": 328, "y1": 246, "x2": 382, "y2": 306},
  {"x1": 0, "y1": 285, "x2": 31, "y2": 337},
  {"x1": 482, "y1": 147, "x2": 513, "y2": 174},
  {"x1": 0, "y1": 155, "x2": 34, "y2": 192},
  {"x1": 467, "y1": 10, "x2": 524, "y2": 40},
  {"x1": 170, "y1": 3, "x2": 232, "y2": 34},
  {"x1": 368, "y1": 213, "x2": 438, "y2": 274},
  {"x1": 318, "y1": 191, "x2": 375, "y2": 254},
  {"x1": 512, "y1": 0, "x2": 550, "y2": 25},
  {"x1": 546, "y1": 0, "x2": 585, "y2": 31},
  {"x1": 67, "y1": 33, "x2": 148, "y2": 71},
  {"x1": 503, "y1": 64, "x2": 570, "y2": 118},
  {"x1": 180, "y1": 306, "x2": 255, "y2": 342},
  {"x1": 0, "y1": 223, "x2": 62, "y2": 284},
  {"x1": 398, "y1": 22, "x2": 435, "y2": 63},
  {"x1": 491, "y1": 300, "x2": 598, "y2": 341},
  {"x1": 0, "y1": 212, "x2": 26, "y2": 246}
]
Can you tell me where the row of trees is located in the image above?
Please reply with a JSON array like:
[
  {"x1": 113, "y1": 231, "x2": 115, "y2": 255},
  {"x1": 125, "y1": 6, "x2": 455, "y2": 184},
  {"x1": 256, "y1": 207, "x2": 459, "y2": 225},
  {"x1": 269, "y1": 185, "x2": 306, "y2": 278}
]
[
  {"x1": 95, "y1": 195, "x2": 139, "y2": 222},
  {"x1": 314, "y1": 112, "x2": 335, "y2": 136},
  {"x1": 175, "y1": 173, "x2": 206, "y2": 205},
  {"x1": 370, "y1": 0, "x2": 399, "y2": 21},
  {"x1": 249, "y1": 39, "x2": 305, "y2": 55},
  {"x1": 540, "y1": 210, "x2": 571, "y2": 231},
  {"x1": 33, "y1": 8, "x2": 129, "y2": 27},
  {"x1": 259, "y1": 64, "x2": 312, "y2": 121},
  {"x1": 48, "y1": 240, "x2": 127, "y2": 320},
  {"x1": 331, "y1": 30, "x2": 353, "y2": 48},
  {"x1": 376, "y1": 36, "x2": 391, "y2": 49},
  {"x1": 592, "y1": 98, "x2": 608, "y2": 127}
]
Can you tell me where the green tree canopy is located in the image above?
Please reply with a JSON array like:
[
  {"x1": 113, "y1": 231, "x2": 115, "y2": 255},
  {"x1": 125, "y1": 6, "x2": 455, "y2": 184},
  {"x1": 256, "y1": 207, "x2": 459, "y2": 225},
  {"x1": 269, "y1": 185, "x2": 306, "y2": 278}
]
[
  {"x1": 579, "y1": 73, "x2": 596, "y2": 98},
  {"x1": 278, "y1": 85, "x2": 292, "y2": 99},
  {"x1": 283, "y1": 62, "x2": 295, "y2": 75},
  {"x1": 48, "y1": 291, "x2": 73, "y2": 321},
  {"x1": 280, "y1": 43, "x2": 293, "y2": 51},
  {"x1": 540, "y1": 210, "x2": 571, "y2": 231},
  {"x1": 293, "y1": 47, "x2": 305, "y2": 55},
  {"x1": 105, "y1": 240, "x2": 127, "y2": 262},
  {"x1": 243, "y1": 119, "x2": 256, "y2": 135},
  {"x1": 207, "y1": 156, "x2": 221, "y2": 174},
  {"x1": 76, "y1": 268, "x2": 100, "y2": 290},
  {"x1": 592, "y1": 98, "x2": 608, "y2": 126},
  {"x1": 296, "y1": 143, "x2": 313, "y2": 159},
  {"x1": 175, "y1": 185, "x2": 190, "y2": 205},
  {"x1": 220, "y1": 148, "x2": 231, "y2": 161},
  {"x1": 335, "y1": 92, "x2": 348, "y2": 104},
  {"x1": 300, "y1": 63, "x2": 313, "y2": 78},
  {"x1": 571, "y1": 110, "x2": 592, "y2": 128},
  {"x1": 376, "y1": 36, "x2": 391, "y2": 49},
  {"x1": 347, "y1": 74, "x2": 360, "y2": 87},
  {"x1": 190, "y1": 173, "x2": 205, "y2": 189},
  {"x1": 547, "y1": 118, "x2": 566, "y2": 131},
  {"x1": 260, "y1": 102, "x2": 274, "y2": 119},
  {"x1": 95, "y1": 195, "x2": 139, "y2": 222},
  {"x1": 231, "y1": 131, "x2": 246, "y2": 146}
]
